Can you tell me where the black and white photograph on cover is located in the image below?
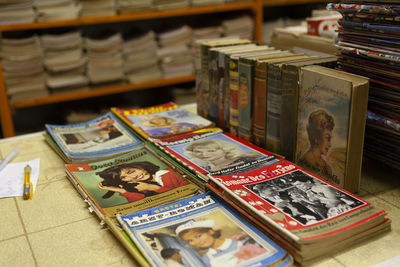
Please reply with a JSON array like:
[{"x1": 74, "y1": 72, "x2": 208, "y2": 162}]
[
  {"x1": 245, "y1": 170, "x2": 365, "y2": 225},
  {"x1": 140, "y1": 210, "x2": 274, "y2": 267},
  {"x1": 58, "y1": 120, "x2": 130, "y2": 153}
]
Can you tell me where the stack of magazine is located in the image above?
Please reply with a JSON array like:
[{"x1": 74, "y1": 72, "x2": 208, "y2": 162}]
[
  {"x1": 45, "y1": 112, "x2": 142, "y2": 163},
  {"x1": 44, "y1": 102, "x2": 390, "y2": 266}
]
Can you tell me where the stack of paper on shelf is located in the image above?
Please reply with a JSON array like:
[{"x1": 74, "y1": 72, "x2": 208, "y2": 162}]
[
  {"x1": 80, "y1": 0, "x2": 116, "y2": 17},
  {"x1": 153, "y1": 0, "x2": 188, "y2": 10},
  {"x1": 222, "y1": 15, "x2": 254, "y2": 40},
  {"x1": 116, "y1": 0, "x2": 153, "y2": 13},
  {"x1": 190, "y1": 0, "x2": 224, "y2": 6},
  {"x1": 117, "y1": 192, "x2": 293, "y2": 267},
  {"x1": 0, "y1": 34, "x2": 48, "y2": 101},
  {"x1": 85, "y1": 32, "x2": 124, "y2": 84},
  {"x1": 41, "y1": 30, "x2": 88, "y2": 93},
  {"x1": 157, "y1": 25, "x2": 194, "y2": 78},
  {"x1": 33, "y1": 0, "x2": 81, "y2": 21},
  {"x1": 122, "y1": 31, "x2": 162, "y2": 84},
  {"x1": 0, "y1": 0, "x2": 35, "y2": 25},
  {"x1": 270, "y1": 27, "x2": 337, "y2": 56},
  {"x1": 44, "y1": 112, "x2": 143, "y2": 163},
  {"x1": 327, "y1": 1, "x2": 400, "y2": 171}
]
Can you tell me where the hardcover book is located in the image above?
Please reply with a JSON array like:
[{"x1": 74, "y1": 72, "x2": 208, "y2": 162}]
[
  {"x1": 237, "y1": 50, "x2": 295, "y2": 142},
  {"x1": 117, "y1": 192, "x2": 292, "y2": 267},
  {"x1": 280, "y1": 56, "x2": 337, "y2": 161},
  {"x1": 295, "y1": 65, "x2": 369, "y2": 192},
  {"x1": 45, "y1": 112, "x2": 142, "y2": 163},
  {"x1": 207, "y1": 160, "x2": 390, "y2": 263},
  {"x1": 151, "y1": 128, "x2": 283, "y2": 181},
  {"x1": 207, "y1": 43, "x2": 257, "y2": 126},
  {"x1": 111, "y1": 102, "x2": 213, "y2": 139}
]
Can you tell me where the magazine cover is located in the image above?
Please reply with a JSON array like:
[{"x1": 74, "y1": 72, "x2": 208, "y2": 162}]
[
  {"x1": 117, "y1": 192, "x2": 292, "y2": 267},
  {"x1": 65, "y1": 147, "x2": 200, "y2": 219},
  {"x1": 111, "y1": 102, "x2": 213, "y2": 139},
  {"x1": 153, "y1": 128, "x2": 283, "y2": 179},
  {"x1": 209, "y1": 160, "x2": 387, "y2": 243},
  {"x1": 45, "y1": 112, "x2": 141, "y2": 160}
]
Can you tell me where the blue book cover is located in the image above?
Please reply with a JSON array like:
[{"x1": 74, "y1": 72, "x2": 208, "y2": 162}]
[
  {"x1": 46, "y1": 112, "x2": 142, "y2": 160},
  {"x1": 117, "y1": 192, "x2": 291, "y2": 267}
]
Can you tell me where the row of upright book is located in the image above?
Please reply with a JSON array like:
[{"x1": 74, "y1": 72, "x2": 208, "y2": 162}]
[
  {"x1": 44, "y1": 101, "x2": 390, "y2": 266},
  {"x1": 0, "y1": 15, "x2": 253, "y2": 101},
  {"x1": 0, "y1": 0, "x2": 249, "y2": 24},
  {"x1": 327, "y1": 0, "x2": 400, "y2": 171},
  {"x1": 195, "y1": 36, "x2": 372, "y2": 194}
]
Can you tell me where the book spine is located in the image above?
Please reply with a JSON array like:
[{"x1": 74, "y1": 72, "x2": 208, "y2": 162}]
[
  {"x1": 252, "y1": 61, "x2": 267, "y2": 148},
  {"x1": 223, "y1": 54, "x2": 232, "y2": 131},
  {"x1": 199, "y1": 45, "x2": 210, "y2": 118},
  {"x1": 266, "y1": 64, "x2": 282, "y2": 154},
  {"x1": 217, "y1": 51, "x2": 227, "y2": 129},
  {"x1": 229, "y1": 57, "x2": 240, "y2": 136},
  {"x1": 208, "y1": 49, "x2": 219, "y2": 123},
  {"x1": 238, "y1": 58, "x2": 254, "y2": 142},
  {"x1": 280, "y1": 65, "x2": 300, "y2": 161}
]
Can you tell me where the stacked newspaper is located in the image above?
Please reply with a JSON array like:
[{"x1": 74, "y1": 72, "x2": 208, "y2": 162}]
[
  {"x1": 41, "y1": 30, "x2": 88, "y2": 93},
  {"x1": 0, "y1": 34, "x2": 48, "y2": 101},
  {"x1": 116, "y1": 0, "x2": 153, "y2": 14},
  {"x1": 85, "y1": 32, "x2": 124, "y2": 84},
  {"x1": 190, "y1": 0, "x2": 224, "y2": 6},
  {"x1": 80, "y1": 0, "x2": 116, "y2": 17},
  {"x1": 34, "y1": 0, "x2": 81, "y2": 21},
  {"x1": 222, "y1": 15, "x2": 254, "y2": 40},
  {"x1": 157, "y1": 25, "x2": 194, "y2": 78},
  {"x1": 122, "y1": 31, "x2": 163, "y2": 84},
  {"x1": 0, "y1": 0, "x2": 35, "y2": 25},
  {"x1": 153, "y1": 0, "x2": 188, "y2": 10}
]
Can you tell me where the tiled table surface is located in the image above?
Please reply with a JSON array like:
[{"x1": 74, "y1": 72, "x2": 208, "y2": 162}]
[{"x1": 0, "y1": 132, "x2": 399, "y2": 267}]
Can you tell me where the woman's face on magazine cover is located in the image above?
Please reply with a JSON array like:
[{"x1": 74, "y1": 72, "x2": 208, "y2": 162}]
[
  {"x1": 180, "y1": 228, "x2": 215, "y2": 249},
  {"x1": 192, "y1": 145, "x2": 226, "y2": 162},
  {"x1": 119, "y1": 167, "x2": 152, "y2": 183},
  {"x1": 317, "y1": 129, "x2": 332, "y2": 156}
]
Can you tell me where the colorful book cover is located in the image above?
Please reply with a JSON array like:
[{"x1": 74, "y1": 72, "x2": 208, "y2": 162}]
[
  {"x1": 152, "y1": 128, "x2": 282, "y2": 180},
  {"x1": 45, "y1": 112, "x2": 142, "y2": 161},
  {"x1": 117, "y1": 192, "x2": 292, "y2": 267},
  {"x1": 65, "y1": 148, "x2": 200, "y2": 219},
  {"x1": 112, "y1": 102, "x2": 213, "y2": 139},
  {"x1": 295, "y1": 66, "x2": 369, "y2": 192},
  {"x1": 209, "y1": 160, "x2": 387, "y2": 243}
]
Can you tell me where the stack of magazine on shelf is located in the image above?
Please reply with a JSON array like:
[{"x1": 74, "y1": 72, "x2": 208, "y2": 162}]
[{"x1": 43, "y1": 102, "x2": 390, "y2": 266}]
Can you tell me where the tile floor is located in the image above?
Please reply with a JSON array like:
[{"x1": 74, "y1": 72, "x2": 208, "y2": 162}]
[{"x1": 0, "y1": 132, "x2": 399, "y2": 267}]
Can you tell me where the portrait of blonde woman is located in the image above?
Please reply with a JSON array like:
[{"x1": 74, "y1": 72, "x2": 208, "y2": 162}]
[{"x1": 184, "y1": 138, "x2": 262, "y2": 172}]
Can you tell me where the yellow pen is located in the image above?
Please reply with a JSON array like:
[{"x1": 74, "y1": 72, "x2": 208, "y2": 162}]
[{"x1": 23, "y1": 165, "x2": 33, "y2": 200}]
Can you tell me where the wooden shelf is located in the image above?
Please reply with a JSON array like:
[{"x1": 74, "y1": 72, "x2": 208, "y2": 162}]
[
  {"x1": 263, "y1": 0, "x2": 326, "y2": 6},
  {"x1": 12, "y1": 75, "x2": 196, "y2": 109},
  {"x1": 0, "y1": 2, "x2": 257, "y2": 32}
]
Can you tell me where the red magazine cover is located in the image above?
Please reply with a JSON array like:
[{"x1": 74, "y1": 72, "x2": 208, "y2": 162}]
[{"x1": 209, "y1": 160, "x2": 388, "y2": 245}]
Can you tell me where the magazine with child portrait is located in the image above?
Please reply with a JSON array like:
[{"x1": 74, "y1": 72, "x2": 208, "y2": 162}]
[
  {"x1": 117, "y1": 192, "x2": 292, "y2": 267},
  {"x1": 111, "y1": 102, "x2": 214, "y2": 139},
  {"x1": 65, "y1": 146, "x2": 200, "y2": 219},
  {"x1": 152, "y1": 129, "x2": 283, "y2": 179}
]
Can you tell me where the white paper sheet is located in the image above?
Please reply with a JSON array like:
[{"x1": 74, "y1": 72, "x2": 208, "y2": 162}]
[{"x1": 0, "y1": 158, "x2": 40, "y2": 198}]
